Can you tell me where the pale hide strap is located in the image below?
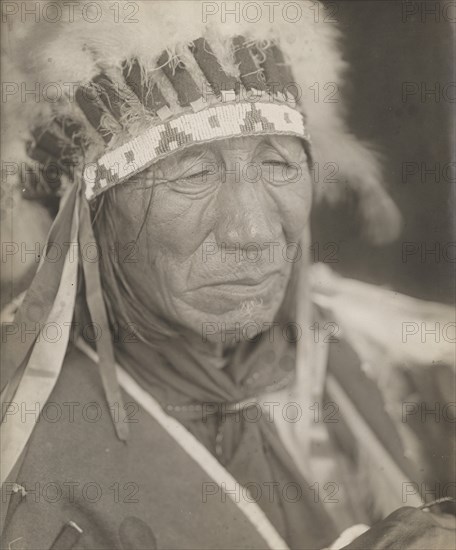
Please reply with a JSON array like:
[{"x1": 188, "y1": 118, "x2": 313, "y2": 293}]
[{"x1": 1, "y1": 197, "x2": 80, "y2": 487}]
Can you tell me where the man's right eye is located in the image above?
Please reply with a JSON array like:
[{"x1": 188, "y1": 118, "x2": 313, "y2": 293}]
[
  {"x1": 184, "y1": 169, "x2": 214, "y2": 180},
  {"x1": 167, "y1": 165, "x2": 220, "y2": 195}
]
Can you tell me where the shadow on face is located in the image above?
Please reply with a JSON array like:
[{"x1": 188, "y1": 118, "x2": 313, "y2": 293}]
[{"x1": 96, "y1": 135, "x2": 313, "y2": 343}]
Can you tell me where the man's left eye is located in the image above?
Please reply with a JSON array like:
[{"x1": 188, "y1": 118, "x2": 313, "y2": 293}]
[
  {"x1": 261, "y1": 160, "x2": 301, "y2": 186},
  {"x1": 262, "y1": 160, "x2": 288, "y2": 166}
]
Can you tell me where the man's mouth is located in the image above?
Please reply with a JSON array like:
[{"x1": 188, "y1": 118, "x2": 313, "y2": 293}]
[
  {"x1": 207, "y1": 271, "x2": 281, "y2": 287},
  {"x1": 189, "y1": 270, "x2": 282, "y2": 291},
  {"x1": 181, "y1": 268, "x2": 289, "y2": 316}
]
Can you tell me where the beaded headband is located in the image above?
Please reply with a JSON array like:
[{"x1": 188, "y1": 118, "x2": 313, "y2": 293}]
[{"x1": 26, "y1": 37, "x2": 309, "y2": 201}]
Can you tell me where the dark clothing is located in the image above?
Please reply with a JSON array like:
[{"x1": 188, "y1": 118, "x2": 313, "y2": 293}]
[
  {"x1": 1, "y1": 332, "x2": 453, "y2": 549},
  {"x1": 1, "y1": 346, "x2": 277, "y2": 550}
]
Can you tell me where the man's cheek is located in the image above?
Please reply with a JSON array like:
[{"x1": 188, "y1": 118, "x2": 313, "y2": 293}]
[
  {"x1": 155, "y1": 252, "x2": 193, "y2": 299},
  {"x1": 281, "y1": 203, "x2": 310, "y2": 241},
  {"x1": 266, "y1": 181, "x2": 310, "y2": 236},
  {"x1": 149, "y1": 196, "x2": 214, "y2": 255},
  {"x1": 144, "y1": 254, "x2": 184, "y2": 318}
]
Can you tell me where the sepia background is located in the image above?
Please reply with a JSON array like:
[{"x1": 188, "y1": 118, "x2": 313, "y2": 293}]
[{"x1": 313, "y1": 0, "x2": 454, "y2": 304}]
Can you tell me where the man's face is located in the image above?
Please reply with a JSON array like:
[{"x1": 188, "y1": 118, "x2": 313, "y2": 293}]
[{"x1": 112, "y1": 135, "x2": 312, "y2": 341}]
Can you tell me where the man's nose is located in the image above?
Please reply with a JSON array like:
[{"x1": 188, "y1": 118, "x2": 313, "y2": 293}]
[{"x1": 213, "y1": 177, "x2": 280, "y2": 249}]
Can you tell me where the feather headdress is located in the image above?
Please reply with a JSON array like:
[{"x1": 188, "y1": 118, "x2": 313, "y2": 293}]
[{"x1": 1, "y1": 0, "x2": 402, "y2": 485}]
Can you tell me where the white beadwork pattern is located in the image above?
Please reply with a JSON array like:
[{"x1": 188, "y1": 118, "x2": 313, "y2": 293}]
[{"x1": 83, "y1": 101, "x2": 309, "y2": 200}]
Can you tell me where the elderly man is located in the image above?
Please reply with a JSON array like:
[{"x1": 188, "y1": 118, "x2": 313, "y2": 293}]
[{"x1": 1, "y1": 1, "x2": 454, "y2": 549}]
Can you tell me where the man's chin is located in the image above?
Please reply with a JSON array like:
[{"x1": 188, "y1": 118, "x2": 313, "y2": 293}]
[
  {"x1": 176, "y1": 294, "x2": 284, "y2": 345},
  {"x1": 200, "y1": 310, "x2": 280, "y2": 345}
]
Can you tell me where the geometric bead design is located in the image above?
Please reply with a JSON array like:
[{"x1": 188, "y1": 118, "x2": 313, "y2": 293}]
[{"x1": 84, "y1": 100, "x2": 309, "y2": 200}]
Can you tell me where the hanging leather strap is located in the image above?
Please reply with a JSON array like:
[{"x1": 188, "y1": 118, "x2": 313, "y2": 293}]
[{"x1": 77, "y1": 193, "x2": 129, "y2": 441}]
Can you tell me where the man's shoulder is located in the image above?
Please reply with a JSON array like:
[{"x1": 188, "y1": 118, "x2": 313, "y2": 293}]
[{"x1": 2, "y1": 343, "x2": 270, "y2": 549}]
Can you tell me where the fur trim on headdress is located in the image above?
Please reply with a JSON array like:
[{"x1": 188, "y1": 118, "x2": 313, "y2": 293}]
[{"x1": 2, "y1": 0, "x2": 401, "y2": 243}]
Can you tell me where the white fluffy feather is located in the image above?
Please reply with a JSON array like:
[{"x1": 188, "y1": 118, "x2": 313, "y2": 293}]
[{"x1": 2, "y1": 0, "x2": 401, "y2": 242}]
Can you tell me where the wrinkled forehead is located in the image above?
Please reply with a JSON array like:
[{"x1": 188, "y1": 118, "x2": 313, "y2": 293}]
[
  {"x1": 153, "y1": 134, "x2": 309, "y2": 164},
  {"x1": 87, "y1": 132, "x2": 312, "y2": 200},
  {"x1": 110, "y1": 135, "x2": 310, "y2": 196}
]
